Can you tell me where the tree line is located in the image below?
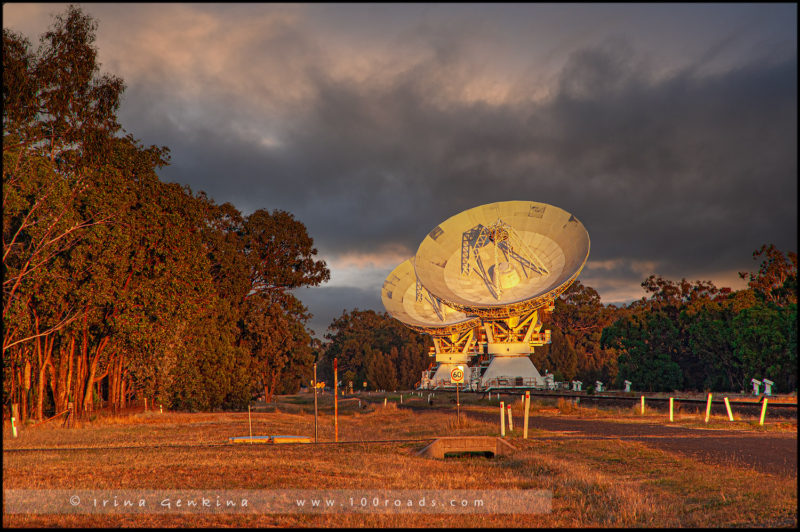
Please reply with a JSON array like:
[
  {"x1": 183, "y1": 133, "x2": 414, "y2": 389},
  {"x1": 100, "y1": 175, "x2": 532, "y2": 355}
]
[
  {"x1": 535, "y1": 243, "x2": 796, "y2": 393},
  {"x1": 3, "y1": 7, "x2": 329, "y2": 421},
  {"x1": 323, "y1": 245, "x2": 795, "y2": 395}
]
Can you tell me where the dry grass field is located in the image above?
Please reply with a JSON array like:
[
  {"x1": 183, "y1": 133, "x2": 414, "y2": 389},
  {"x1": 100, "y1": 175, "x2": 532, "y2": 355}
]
[{"x1": 3, "y1": 393, "x2": 797, "y2": 528}]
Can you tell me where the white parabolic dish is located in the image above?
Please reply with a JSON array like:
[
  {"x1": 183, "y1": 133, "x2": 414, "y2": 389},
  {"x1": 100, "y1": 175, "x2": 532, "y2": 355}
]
[
  {"x1": 381, "y1": 258, "x2": 480, "y2": 334},
  {"x1": 414, "y1": 201, "x2": 590, "y2": 317}
]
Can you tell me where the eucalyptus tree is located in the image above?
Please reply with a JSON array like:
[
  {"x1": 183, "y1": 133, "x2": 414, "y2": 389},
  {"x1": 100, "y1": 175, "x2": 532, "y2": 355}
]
[{"x1": 3, "y1": 7, "x2": 129, "y2": 418}]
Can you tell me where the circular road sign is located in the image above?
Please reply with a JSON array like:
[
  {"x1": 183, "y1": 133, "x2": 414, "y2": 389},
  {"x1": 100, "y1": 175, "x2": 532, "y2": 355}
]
[{"x1": 451, "y1": 366, "x2": 465, "y2": 384}]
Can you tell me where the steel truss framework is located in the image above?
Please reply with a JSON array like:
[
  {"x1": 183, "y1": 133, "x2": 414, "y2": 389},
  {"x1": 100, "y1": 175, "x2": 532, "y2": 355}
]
[{"x1": 461, "y1": 219, "x2": 549, "y2": 299}]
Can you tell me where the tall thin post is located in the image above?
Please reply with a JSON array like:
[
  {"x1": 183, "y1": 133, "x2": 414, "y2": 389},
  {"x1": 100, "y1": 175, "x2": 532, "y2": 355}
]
[
  {"x1": 248, "y1": 404, "x2": 253, "y2": 443},
  {"x1": 669, "y1": 397, "x2": 674, "y2": 422},
  {"x1": 640, "y1": 395, "x2": 645, "y2": 415},
  {"x1": 456, "y1": 384, "x2": 460, "y2": 423},
  {"x1": 500, "y1": 400, "x2": 505, "y2": 437},
  {"x1": 523, "y1": 391, "x2": 530, "y2": 439},
  {"x1": 313, "y1": 362, "x2": 318, "y2": 443},
  {"x1": 724, "y1": 397, "x2": 734, "y2": 421},
  {"x1": 334, "y1": 358, "x2": 338, "y2": 442},
  {"x1": 704, "y1": 393, "x2": 713, "y2": 423},
  {"x1": 759, "y1": 397, "x2": 768, "y2": 426}
]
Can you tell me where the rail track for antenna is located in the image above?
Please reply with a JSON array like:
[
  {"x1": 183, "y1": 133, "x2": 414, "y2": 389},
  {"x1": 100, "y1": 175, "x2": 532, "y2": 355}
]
[{"x1": 415, "y1": 390, "x2": 797, "y2": 419}]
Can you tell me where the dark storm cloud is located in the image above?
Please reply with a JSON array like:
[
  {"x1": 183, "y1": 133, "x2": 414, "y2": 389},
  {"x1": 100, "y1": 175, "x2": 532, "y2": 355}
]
[{"x1": 128, "y1": 36, "x2": 796, "y2": 281}]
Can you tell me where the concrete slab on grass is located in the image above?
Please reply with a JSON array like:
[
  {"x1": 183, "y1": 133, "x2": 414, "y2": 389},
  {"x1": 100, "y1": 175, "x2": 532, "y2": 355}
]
[{"x1": 416, "y1": 436, "x2": 517, "y2": 459}]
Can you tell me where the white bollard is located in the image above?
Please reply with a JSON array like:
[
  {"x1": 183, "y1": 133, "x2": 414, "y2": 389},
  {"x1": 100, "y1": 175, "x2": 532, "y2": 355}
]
[
  {"x1": 523, "y1": 391, "x2": 530, "y2": 439},
  {"x1": 669, "y1": 397, "x2": 674, "y2": 422},
  {"x1": 760, "y1": 398, "x2": 768, "y2": 426},
  {"x1": 11, "y1": 416, "x2": 17, "y2": 438},
  {"x1": 500, "y1": 401, "x2": 505, "y2": 437},
  {"x1": 724, "y1": 397, "x2": 734, "y2": 421},
  {"x1": 507, "y1": 404, "x2": 514, "y2": 431},
  {"x1": 640, "y1": 395, "x2": 645, "y2": 415},
  {"x1": 705, "y1": 393, "x2": 713, "y2": 423}
]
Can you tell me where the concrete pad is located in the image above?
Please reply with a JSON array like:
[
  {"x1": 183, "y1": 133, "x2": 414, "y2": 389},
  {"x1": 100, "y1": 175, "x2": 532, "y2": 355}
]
[{"x1": 416, "y1": 436, "x2": 518, "y2": 459}]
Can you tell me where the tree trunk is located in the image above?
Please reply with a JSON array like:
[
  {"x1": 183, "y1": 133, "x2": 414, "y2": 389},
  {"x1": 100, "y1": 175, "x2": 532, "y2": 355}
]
[
  {"x1": 34, "y1": 313, "x2": 44, "y2": 421},
  {"x1": 63, "y1": 336, "x2": 75, "y2": 412},
  {"x1": 270, "y1": 369, "x2": 281, "y2": 403},
  {"x1": 74, "y1": 344, "x2": 84, "y2": 418},
  {"x1": 82, "y1": 336, "x2": 109, "y2": 412},
  {"x1": 120, "y1": 374, "x2": 127, "y2": 409},
  {"x1": 21, "y1": 359, "x2": 31, "y2": 421},
  {"x1": 9, "y1": 359, "x2": 16, "y2": 418}
]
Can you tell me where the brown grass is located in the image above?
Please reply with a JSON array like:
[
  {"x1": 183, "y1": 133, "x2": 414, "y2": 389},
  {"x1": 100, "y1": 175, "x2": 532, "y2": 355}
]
[{"x1": 3, "y1": 395, "x2": 796, "y2": 528}]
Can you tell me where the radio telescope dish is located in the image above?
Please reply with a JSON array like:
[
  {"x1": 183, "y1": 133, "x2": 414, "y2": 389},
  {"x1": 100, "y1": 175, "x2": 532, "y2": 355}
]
[
  {"x1": 414, "y1": 201, "x2": 590, "y2": 317},
  {"x1": 381, "y1": 258, "x2": 480, "y2": 335}
]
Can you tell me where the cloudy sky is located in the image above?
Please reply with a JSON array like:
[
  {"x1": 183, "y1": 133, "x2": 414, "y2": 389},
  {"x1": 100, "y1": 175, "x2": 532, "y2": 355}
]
[{"x1": 4, "y1": 3, "x2": 797, "y2": 338}]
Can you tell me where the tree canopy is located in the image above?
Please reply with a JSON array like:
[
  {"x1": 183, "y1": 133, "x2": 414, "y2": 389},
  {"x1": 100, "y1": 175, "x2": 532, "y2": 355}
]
[{"x1": 3, "y1": 6, "x2": 329, "y2": 420}]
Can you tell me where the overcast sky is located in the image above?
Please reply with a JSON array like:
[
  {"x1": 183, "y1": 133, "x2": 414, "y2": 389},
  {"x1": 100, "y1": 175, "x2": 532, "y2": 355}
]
[{"x1": 4, "y1": 3, "x2": 797, "y2": 338}]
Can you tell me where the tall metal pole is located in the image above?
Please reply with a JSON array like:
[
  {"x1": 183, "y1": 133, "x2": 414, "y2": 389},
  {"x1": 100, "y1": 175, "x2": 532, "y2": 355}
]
[
  {"x1": 334, "y1": 358, "x2": 338, "y2": 442},
  {"x1": 456, "y1": 383, "x2": 460, "y2": 423},
  {"x1": 313, "y1": 362, "x2": 318, "y2": 443}
]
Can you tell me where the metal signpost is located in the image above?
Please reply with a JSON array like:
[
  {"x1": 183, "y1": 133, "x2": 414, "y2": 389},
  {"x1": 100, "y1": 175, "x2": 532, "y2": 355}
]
[
  {"x1": 334, "y1": 358, "x2": 338, "y2": 442},
  {"x1": 313, "y1": 363, "x2": 318, "y2": 443},
  {"x1": 451, "y1": 365, "x2": 465, "y2": 422}
]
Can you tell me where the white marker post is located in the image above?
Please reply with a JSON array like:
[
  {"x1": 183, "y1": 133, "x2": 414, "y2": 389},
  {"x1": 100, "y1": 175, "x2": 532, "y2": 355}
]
[
  {"x1": 248, "y1": 404, "x2": 253, "y2": 444},
  {"x1": 705, "y1": 393, "x2": 713, "y2": 423},
  {"x1": 507, "y1": 404, "x2": 514, "y2": 431},
  {"x1": 760, "y1": 397, "x2": 768, "y2": 426},
  {"x1": 523, "y1": 391, "x2": 531, "y2": 439},
  {"x1": 500, "y1": 401, "x2": 505, "y2": 437},
  {"x1": 641, "y1": 395, "x2": 645, "y2": 415},
  {"x1": 669, "y1": 397, "x2": 674, "y2": 422},
  {"x1": 11, "y1": 404, "x2": 19, "y2": 437},
  {"x1": 724, "y1": 397, "x2": 734, "y2": 421}
]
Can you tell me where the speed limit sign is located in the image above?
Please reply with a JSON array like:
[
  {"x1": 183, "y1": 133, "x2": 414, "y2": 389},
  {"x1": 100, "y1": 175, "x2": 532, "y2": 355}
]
[{"x1": 450, "y1": 366, "x2": 465, "y2": 384}]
